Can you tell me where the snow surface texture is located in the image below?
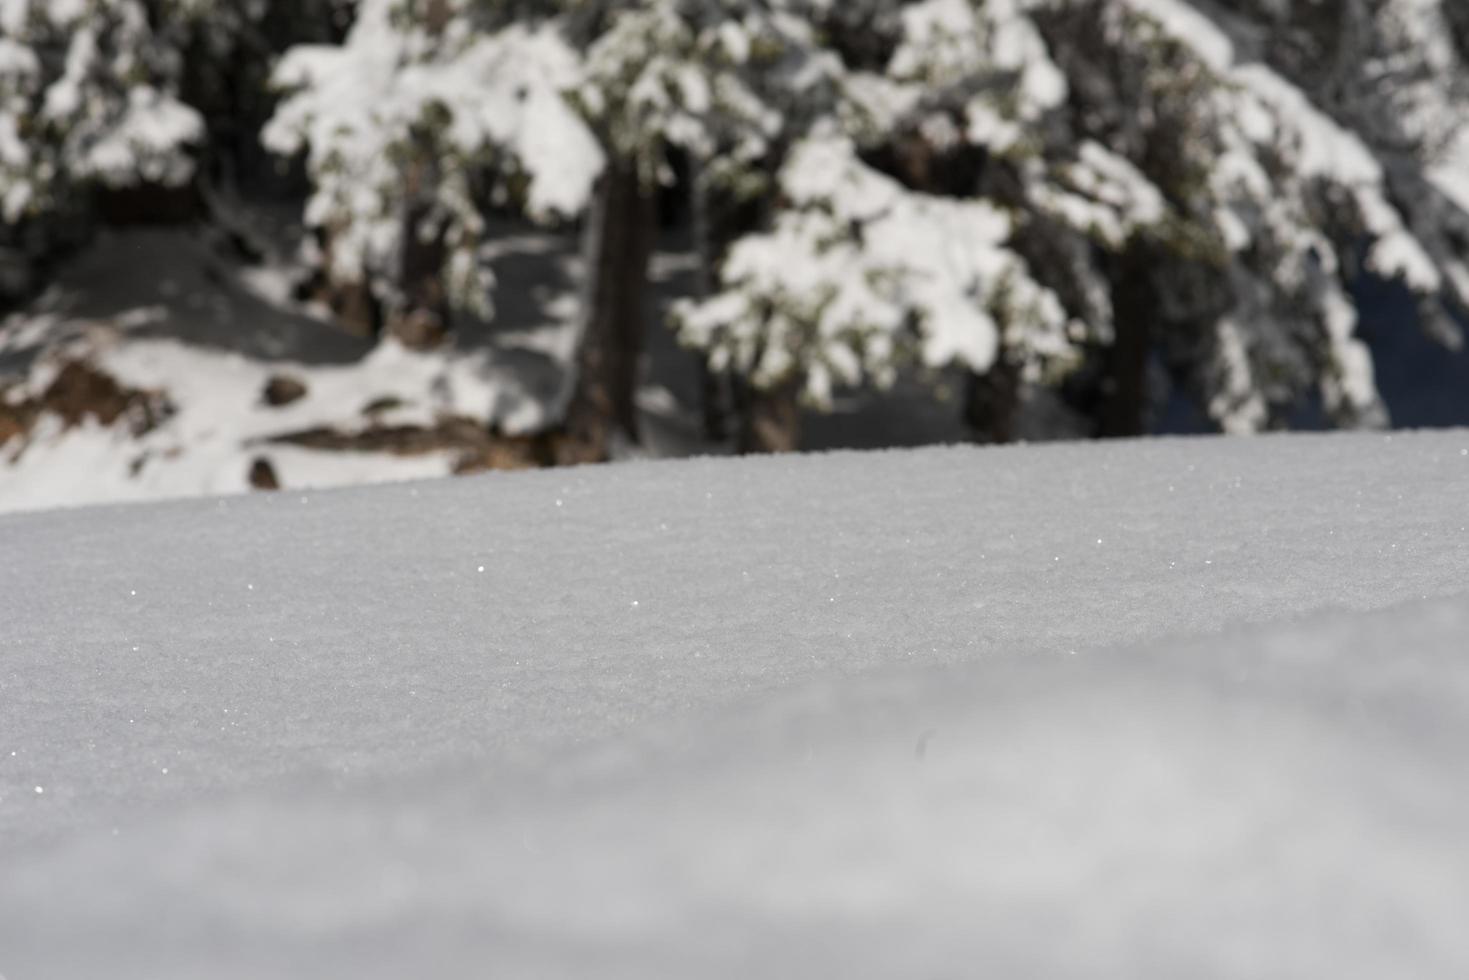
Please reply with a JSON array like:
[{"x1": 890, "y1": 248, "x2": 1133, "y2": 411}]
[{"x1": 3, "y1": 432, "x2": 1469, "y2": 977}]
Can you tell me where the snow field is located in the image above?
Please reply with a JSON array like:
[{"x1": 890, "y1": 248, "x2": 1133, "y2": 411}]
[{"x1": 2, "y1": 431, "x2": 1469, "y2": 975}]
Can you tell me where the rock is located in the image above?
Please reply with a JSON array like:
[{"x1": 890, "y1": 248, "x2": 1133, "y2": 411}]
[
  {"x1": 248, "y1": 457, "x2": 280, "y2": 491},
  {"x1": 0, "y1": 404, "x2": 30, "y2": 448},
  {"x1": 262, "y1": 375, "x2": 308, "y2": 408},
  {"x1": 40, "y1": 361, "x2": 173, "y2": 435},
  {"x1": 362, "y1": 396, "x2": 408, "y2": 417},
  {"x1": 0, "y1": 362, "x2": 173, "y2": 450},
  {"x1": 452, "y1": 435, "x2": 551, "y2": 473}
]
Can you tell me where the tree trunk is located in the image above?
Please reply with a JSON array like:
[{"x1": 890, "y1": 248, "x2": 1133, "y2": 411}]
[
  {"x1": 690, "y1": 162, "x2": 776, "y2": 448},
  {"x1": 735, "y1": 376, "x2": 802, "y2": 454},
  {"x1": 699, "y1": 361, "x2": 730, "y2": 444},
  {"x1": 561, "y1": 159, "x2": 656, "y2": 462},
  {"x1": 689, "y1": 169, "x2": 730, "y2": 443},
  {"x1": 385, "y1": 158, "x2": 450, "y2": 350},
  {"x1": 312, "y1": 227, "x2": 379, "y2": 338},
  {"x1": 1098, "y1": 244, "x2": 1154, "y2": 438},
  {"x1": 964, "y1": 356, "x2": 1022, "y2": 444}
]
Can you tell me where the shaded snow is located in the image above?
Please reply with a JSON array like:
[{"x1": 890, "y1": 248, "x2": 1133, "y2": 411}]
[{"x1": 2, "y1": 431, "x2": 1469, "y2": 976}]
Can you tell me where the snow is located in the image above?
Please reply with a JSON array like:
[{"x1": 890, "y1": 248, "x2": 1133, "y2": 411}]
[
  {"x1": 888, "y1": 0, "x2": 1065, "y2": 116},
  {"x1": 1033, "y1": 141, "x2": 1168, "y2": 249},
  {"x1": 82, "y1": 84, "x2": 205, "y2": 189},
  {"x1": 385, "y1": 22, "x2": 603, "y2": 222},
  {"x1": 3, "y1": 430, "x2": 1469, "y2": 976},
  {"x1": 0, "y1": 228, "x2": 579, "y2": 513},
  {"x1": 678, "y1": 131, "x2": 1072, "y2": 402},
  {"x1": 1123, "y1": 0, "x2": 1236, "y2": 71},
  {"x1": 264, "y1": 0, "x2": 603, "y2": 309},
  {"x1": 575, "y1": 0, "x2": 822, "y2": 172},
  {"x1": 2, "y1": 0, "x2": 210, "y2": 220}
]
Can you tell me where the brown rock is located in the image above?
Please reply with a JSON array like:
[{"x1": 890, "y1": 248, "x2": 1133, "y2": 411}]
[
  {"x1": 453, "y1": 435, "x2": 552, "y2": 474},
  {"x1": 0, "y1": 390, "x2": 32, "y2": 447},
  {"x1": 40, "y1": 360, "x2": 172, "y2": 435},
  {"x1": 248, "y1": 457, "x2": 280, "y2": 491},
  {"x1": 262, "y1": 374, "x2": 308, "y2": 408}
]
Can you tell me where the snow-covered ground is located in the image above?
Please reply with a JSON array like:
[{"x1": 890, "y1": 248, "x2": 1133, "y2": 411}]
[
  {"x1": 0, "y1": 226, "x2": 589, "y2": 513},
  {"x1": 3, "y1": 431, "x2": 1468, "y2": 977},
  {"x1": 0, "y1": 222, "x2": 982, "y2": 516}
]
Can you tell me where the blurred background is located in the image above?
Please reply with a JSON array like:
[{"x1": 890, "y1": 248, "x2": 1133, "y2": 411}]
[{"x1": 2, "y1": 0, "x2": 1467, "y2": 512}]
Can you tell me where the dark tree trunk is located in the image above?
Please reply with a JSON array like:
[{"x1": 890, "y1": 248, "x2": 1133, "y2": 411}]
[
  {"x1": 385, "y1": 157, "x2": 450, "y2": 350},
  {"x1": 387, "y1": 206, "x2": 449, "y2": 349},
  {"x1": 699, "y1": 361, "x2": 730, "y2": 443},
  {"x1": 688, "y1": 168, "x2": 732, "y2": 443},
  {"x1": 1099, "y1": 245, "x2": 1155, "y2": 438},
  {"x1": 964, "y1": 356, "x2": 1022, "y2": 444},
  {"x1": 561, "y1": 159, "x2": 656, "y2": 462}
]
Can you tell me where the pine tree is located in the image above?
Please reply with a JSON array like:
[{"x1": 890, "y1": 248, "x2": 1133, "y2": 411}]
[
  {"x1": 1222, "y1": 0, "x2": 1469, "y2": 349},
  {"x1": 169, "y1": 0, "x2": 355, "y2": 193},
  {"x1": 674, "y1": 0, "x2": 1469, "y2": 442},
  {"x1": 674, "y1": 0, "x2": 1098, "y2": 446},
  {"x1": 562, "y1": 0, "x2": 844, "y2": 453},
  {"x1": 0, "y1": 0, "x2": 351, "y2": 301},
  {"x1": 200, "y1": 0, "x2": 1469, "y2": 453},
  {"x1": 263, "y1": 0, "x2": 604, "y2": 341},
  {"x1": 0, "y1": 0, "x2": 206, "y2": 255},
  {"x1": 1034, "y1": 0, "x2": 1469, "y2": 432}
]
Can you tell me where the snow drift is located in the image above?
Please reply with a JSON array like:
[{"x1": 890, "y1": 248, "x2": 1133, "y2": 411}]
[{"x1": 2, "y1": 431, "x2": 1469, "y2": 977}]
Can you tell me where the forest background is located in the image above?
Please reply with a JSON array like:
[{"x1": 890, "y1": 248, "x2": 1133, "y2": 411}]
[{"x1": 3, "y1": 0, "x2": 1468, "y2": 508}]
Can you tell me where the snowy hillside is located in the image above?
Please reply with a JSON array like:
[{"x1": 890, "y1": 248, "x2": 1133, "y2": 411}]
[{"x1": 3, "y1": 432, "x2": 1469, "y2": 977}]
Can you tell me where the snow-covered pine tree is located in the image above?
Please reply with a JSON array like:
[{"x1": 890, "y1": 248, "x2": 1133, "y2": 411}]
[
  {"x1": 563, "y1": 0, "x2": 845, "y2": 454},
  {"x1": 1032, "y1": 0, "x2": 1469, "y2": 433},
  {"x1": 7, "y1": 0, "x2": 1468, "y2": 456},
  {"x1": 676, "y1": 0, "x2": 1469, "y2": 443},
  {"x1": 670, "y1": 3, "x2": 1037, "y2": 438},
  {"x1": 1210, "y1": 0, "x2": 1469, "y2": 350},
  {"x1": 0, "y1": 0, "x2": 207, "y2": 298},
  {"x1": 263, "y1": 0, "x2": 603, "y2": 341},
  {"x1": 169, "y1": 0, "x2": 355, "y2": 193},
  {"x1": 673, "y1": 0, "x2": 1086, "y2": 446},
  {"x1": 0, "y1": 0, "x2": 350, "y2": 302}
]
